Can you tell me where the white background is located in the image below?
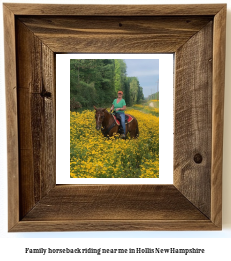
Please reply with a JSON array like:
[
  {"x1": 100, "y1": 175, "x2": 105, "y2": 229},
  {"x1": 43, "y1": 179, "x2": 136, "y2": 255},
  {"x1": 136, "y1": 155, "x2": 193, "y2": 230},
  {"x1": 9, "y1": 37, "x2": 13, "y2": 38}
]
[
  {"x1": 56, "y1": 53, "x2": 173, "y2": 184},
  {"x1": 0, "y1": 0, "x2": 231, "y2": 260}
]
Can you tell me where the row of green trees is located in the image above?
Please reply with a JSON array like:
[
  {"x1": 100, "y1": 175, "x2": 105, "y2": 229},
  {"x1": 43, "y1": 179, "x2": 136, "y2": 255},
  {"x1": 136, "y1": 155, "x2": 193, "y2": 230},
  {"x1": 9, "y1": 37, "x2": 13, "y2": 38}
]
[
  {"x1": 147, "y1": 92, "x2": 159, "y2": 101},
  {"x1": 70, "y1": 59, "x2": 144, "y2": 109}
]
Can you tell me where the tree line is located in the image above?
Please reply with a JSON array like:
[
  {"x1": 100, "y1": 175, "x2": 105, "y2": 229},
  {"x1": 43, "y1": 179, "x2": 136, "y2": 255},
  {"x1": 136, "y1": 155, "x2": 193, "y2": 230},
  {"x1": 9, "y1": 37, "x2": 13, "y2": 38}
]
[
  {"x1": 70, "y1": 59, "x2": 144, "y2": 110},
  {"x1": 147, "y1": 92, "x2": 159, "y2": 101}
]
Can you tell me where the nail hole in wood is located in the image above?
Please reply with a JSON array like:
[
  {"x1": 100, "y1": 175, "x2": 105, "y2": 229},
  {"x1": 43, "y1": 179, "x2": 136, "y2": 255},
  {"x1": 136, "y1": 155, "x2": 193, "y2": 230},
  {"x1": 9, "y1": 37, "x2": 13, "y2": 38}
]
[
  {"x1": 40, "y1": 90, "x2": 52, "y2": 99},
  {"x1": 119, "y1": 23, "x2": 122, "y2": 27},
  {"x1": 194, "y1": 153, "x2": 203, "y2": 164}
]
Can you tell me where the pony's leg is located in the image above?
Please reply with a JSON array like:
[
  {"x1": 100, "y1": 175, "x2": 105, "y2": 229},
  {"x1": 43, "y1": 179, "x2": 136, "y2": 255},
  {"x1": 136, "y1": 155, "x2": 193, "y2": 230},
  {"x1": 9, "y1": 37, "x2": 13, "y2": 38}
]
[{"x1": 109, "y1": 126, "x2": 119, "y2": 137}]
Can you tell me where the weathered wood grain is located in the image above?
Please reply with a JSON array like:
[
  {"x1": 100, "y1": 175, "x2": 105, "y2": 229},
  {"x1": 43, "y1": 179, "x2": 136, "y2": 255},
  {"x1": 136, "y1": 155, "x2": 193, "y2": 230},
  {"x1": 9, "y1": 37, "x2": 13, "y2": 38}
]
[
  {"x1": 19, "y1": 16, "x2": 213, "y2": 34},
  {"x1": 22, "y1": 185, "x2": 207, "y2": 221},
  {"x1": 16, "y1": 20, "x2": 39, "y2": 217},
  {"x1": 4, "y1": 3, "x2": 225, "y2": 16},
  {"x1": 3, "y1": 4, "x2": 19, "y2": 231},
  {"x1": 15, "y1": 185, "x2": 219, "y2": 231},
  {"x1": 174, "y1": 22, "x2": 213, "y2": 218},
  {"x1": 11, "y1": 220, "x2": 219, "y2": 232},
  {"x1": 16, "y1": 19, "x2": 56, "y2": 219},
  {"x1": 18, "y1": 16, "x2": 213, "y2": 53},
  {"x1": 211, "y1": 5, "x2": 226, "y2": 228}
]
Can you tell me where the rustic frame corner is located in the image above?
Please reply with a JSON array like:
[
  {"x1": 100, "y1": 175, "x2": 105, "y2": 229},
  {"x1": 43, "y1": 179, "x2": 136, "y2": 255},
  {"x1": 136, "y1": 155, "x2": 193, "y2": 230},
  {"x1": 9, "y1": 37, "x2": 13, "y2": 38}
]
[{"x1": 4, "y1": 3, "x2": 226, "y2": 232}]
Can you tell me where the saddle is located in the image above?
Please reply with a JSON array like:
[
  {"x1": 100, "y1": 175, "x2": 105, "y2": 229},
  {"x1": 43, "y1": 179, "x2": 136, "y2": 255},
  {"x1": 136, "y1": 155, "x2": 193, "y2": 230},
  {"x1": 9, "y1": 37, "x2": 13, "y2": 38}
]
[{"x1": 112, "y1": 113, "x2": 133, "y2": 126}]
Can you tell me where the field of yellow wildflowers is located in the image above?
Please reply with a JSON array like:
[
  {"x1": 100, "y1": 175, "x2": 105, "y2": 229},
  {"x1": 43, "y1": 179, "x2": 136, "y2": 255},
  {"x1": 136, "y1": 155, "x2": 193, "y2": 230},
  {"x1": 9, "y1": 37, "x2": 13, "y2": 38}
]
[{"x1": 70, "y1": 106, "x2": 159, "y2": 178}]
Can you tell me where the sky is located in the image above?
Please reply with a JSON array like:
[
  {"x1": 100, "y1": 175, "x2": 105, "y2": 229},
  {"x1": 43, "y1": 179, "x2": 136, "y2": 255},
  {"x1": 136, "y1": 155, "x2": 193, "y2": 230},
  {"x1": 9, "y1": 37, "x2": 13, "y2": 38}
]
[{"x1": 124, "y1": 59, "x2": 159, "y2": 98}]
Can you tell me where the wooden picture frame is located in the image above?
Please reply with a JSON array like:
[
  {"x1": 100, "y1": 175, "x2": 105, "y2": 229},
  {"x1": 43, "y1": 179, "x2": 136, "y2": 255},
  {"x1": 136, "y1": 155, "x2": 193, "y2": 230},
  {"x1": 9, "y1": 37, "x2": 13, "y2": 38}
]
[{"x1": 4, "y1": 3, "x2": 226, "y2": 232}]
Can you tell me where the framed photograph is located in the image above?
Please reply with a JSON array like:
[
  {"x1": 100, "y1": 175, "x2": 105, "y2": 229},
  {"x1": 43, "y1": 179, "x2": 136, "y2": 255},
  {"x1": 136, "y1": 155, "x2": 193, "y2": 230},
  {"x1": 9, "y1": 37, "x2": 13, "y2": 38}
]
[
  {"x1": 56, "y1": 53, "x2": 173, "y2": 184},
  {"x1": 4, "y1": 3, "x2": 226, "y2": 231}
]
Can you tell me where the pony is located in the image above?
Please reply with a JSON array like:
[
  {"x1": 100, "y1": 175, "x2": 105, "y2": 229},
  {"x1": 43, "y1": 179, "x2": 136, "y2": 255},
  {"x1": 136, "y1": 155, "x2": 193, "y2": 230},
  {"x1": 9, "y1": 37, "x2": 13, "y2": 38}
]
[{"x1": 94, "y1": 106, "x2": 139, "y2": 138}]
